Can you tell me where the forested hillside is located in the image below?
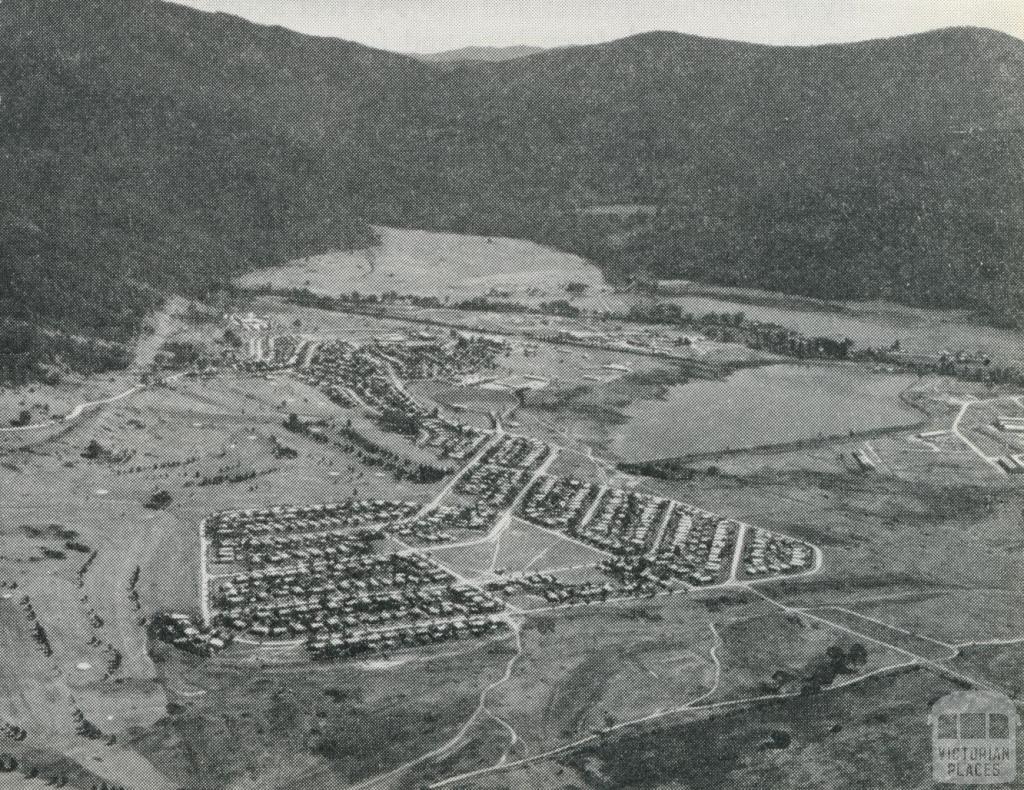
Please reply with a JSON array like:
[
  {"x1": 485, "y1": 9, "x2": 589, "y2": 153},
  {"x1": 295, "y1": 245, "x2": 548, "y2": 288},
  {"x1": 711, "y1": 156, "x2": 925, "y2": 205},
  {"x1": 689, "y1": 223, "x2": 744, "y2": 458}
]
[
  {"x1": 2, "y1": 0, "x2": 1022, "y2": 379},
  {"x1": 0, "y1": 0, "x2": 375, "y2": 382}
]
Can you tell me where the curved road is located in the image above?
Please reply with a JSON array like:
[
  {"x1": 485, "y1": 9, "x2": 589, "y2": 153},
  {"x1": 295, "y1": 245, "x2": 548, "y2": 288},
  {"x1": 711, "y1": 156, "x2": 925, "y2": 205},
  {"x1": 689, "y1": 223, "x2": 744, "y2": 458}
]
[{"x1": 0, "y1": 372, "x2": 187, "y2": 435}]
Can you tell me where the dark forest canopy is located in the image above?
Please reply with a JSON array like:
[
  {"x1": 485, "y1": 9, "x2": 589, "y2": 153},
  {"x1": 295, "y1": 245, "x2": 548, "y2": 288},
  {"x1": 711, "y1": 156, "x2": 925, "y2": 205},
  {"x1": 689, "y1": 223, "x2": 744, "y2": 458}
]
[{"x1": 2, "y1": 0, "x2": 1023, "y2": 377}]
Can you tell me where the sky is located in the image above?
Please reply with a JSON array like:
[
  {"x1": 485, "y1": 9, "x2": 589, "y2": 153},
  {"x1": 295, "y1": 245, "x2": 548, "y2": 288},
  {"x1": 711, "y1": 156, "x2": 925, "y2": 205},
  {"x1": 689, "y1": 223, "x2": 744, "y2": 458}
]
[{"x1": 166, "y1": 0, "x2": 1024, "y2": 53}]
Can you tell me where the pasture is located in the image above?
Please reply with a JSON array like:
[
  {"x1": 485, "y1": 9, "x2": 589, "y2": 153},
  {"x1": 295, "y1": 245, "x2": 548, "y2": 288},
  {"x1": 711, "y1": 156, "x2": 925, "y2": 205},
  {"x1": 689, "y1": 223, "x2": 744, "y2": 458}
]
[
  {"x1": 808, "y1": 606, "x2": 957, "y2": 661},
  {"x1": 486, "y1": 597, "x2": 717, "y2": 753},
  {"x1": 707, "y1": 595, "x2": 911, "y2": 702},
  {"x1": 238, "y1": 226, "x2": 605, "y2": 299},
  {"x1": 951, "y1": 642, "x2": 1024, "y2": 700},
  {"x1": 426, "y1": 518, "x2": 608, "y2": 584},
  {"x1": 134, "y1": 631, "x2": 513, "y2": 789},
  {"x1": 849, "y1": 588, "x2": 1024, "y2": 645}
]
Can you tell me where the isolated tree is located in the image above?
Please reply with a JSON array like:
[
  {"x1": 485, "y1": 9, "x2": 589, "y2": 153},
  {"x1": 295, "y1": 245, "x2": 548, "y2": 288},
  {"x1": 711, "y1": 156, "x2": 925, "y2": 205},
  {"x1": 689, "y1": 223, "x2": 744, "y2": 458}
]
[
  {"x1": 144, "y1": 490, "x2": 172, "y2": 510},
  {"x1": 82, "y1": 439, "x2": 105, "y2": 459}
]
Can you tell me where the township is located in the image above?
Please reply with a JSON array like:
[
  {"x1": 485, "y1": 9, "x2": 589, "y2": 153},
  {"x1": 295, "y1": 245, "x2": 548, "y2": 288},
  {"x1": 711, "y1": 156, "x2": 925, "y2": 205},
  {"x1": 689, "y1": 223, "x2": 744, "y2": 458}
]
[{"x1": 155, "y1": 325, "x2": 819, "y2": 660}]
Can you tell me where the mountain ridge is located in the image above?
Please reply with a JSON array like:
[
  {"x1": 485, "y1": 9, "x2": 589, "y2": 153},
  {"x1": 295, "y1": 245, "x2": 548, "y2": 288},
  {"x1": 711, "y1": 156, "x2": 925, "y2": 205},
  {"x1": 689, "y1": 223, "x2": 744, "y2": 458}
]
[{"x1": 1, "y1": 0, "x2": 1022, "y2": 380}]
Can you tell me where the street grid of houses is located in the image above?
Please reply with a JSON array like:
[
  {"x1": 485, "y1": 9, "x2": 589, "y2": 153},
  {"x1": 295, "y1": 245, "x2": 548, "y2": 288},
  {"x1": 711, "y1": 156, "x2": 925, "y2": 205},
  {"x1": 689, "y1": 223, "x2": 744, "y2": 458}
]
[{"x1": 155, "y1": 329, "x2": 819, "y2": 659}]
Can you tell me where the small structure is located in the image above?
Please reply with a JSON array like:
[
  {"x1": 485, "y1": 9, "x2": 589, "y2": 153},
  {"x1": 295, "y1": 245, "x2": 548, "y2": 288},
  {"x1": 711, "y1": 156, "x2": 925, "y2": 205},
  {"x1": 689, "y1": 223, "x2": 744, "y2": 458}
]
[
  {"x1": 996, "y1": 416, "x2": 1024, "y2": 433},
  {"x1": 997, "y1": 456, "x2": 1024, "y2": 474}
]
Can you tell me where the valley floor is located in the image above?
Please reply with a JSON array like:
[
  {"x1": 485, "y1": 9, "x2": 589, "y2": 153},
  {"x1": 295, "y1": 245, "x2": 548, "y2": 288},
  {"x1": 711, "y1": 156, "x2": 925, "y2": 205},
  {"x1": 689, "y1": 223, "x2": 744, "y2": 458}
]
[{"x1": 1, "y1": 228, "x2": 1022, "y2": 790}]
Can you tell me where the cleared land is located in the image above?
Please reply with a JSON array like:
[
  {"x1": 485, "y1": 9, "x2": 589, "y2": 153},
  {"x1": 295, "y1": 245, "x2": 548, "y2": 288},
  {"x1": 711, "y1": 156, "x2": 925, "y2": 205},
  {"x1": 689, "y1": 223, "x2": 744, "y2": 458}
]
[
  {"x1": 706, "y1": 594, "x2": 911, "y2": 702},
  {"x1": 238, "y1": 226, "x2": 605, "y2": 300},
  {"x1": 1, "y1": 227, "x2": 1023, "y2": 789},
  {"x1": 808, "y1": 606, "x2": 957, "y2": 661},
  {"x1": 134, "y1": 633, "x2": 513, "y2": 789},
  {"x1": 577, "y1": 285, "x2": 1024, "y2": 365},
  {"x1": 486, "y1": 597, "x2": 717, "y2": 754},
  {"x1": 450, "y1": 666, "x2": 958, "y2": 790}
]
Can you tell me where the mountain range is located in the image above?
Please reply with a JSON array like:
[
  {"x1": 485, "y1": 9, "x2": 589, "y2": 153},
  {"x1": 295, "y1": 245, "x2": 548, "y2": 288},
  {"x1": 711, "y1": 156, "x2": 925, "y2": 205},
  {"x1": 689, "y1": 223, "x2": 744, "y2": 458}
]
[{"x1": 2, "y1": 0, "x2": 1022, "y2": 379}]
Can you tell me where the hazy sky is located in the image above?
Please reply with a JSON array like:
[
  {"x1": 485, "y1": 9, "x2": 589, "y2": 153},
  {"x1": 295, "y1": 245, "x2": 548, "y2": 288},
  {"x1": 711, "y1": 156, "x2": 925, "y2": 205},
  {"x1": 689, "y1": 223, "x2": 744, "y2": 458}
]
[{"x1": 167, "y1": 0, "x2": 1024, "y2": 52}]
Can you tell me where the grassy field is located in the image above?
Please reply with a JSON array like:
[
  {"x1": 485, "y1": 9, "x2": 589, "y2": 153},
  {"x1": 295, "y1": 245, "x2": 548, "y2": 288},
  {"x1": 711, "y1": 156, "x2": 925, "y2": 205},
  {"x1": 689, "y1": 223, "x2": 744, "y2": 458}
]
[
  {"x1": 456, "y1": 665, "x2": 958, "y2": 790},
  {"x1": 492, "y1": 519, "x2": 608, "y2": 575},
  {"x1": 950, "y1": 642, "x2": 1024, "y2": 700},
  {"x1": 507, "y1": 360, "x2": 932, "y2": 469},
  {"x1": 668, "y1": 382, "x2": 1004, "y2": 486},
  {"x1": 132, "y1": 634, "x2": 513, "y2": 789},
  {"x1": 238, "y1": 226, "x2": 605, "y2": 300},
  {"x1": 485, "y1": 598, "x2": 717, "y2": 754},
  {"x1": 426, "y1": 518, "x2": 608, "y2": 583},
  {"x1": 849, "y1": 589, "x2": 1024, "y2": 645},
  {"x1": 706, "y1": 595, "x2": 912, "y2": 703},
  {"x1": 808, "y1": 607, "x2": 957, "y2": 661}
]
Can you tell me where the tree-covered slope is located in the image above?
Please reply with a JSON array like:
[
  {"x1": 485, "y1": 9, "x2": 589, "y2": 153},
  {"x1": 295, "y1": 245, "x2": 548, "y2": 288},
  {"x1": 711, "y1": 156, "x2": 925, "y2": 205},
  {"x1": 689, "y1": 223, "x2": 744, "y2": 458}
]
[
  {"x1": 0, "y1": 0, "x2": 375, "y2": 381},
  {"x1": 2, "y1": 0, "x2": 1022, "y2": 380}
]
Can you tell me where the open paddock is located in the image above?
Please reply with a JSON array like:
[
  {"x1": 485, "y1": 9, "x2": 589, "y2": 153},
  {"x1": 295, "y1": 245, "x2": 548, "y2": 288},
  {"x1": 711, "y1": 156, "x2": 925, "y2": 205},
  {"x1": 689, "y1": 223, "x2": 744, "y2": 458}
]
[
  {"x1": 542, "y1": 446, "x2": 608, "y2": 481},
  {"x1": 0, "y1": 370, "x2": 144, "y2": 433},
  {"x1": 709, "y1": 596, "x2": 912, "y2": 703},
  {"x1": 574, "y1": 281, "x2": 1024, "y2": 365},
  {"x1": 950, "y1": 642, "x2": 1024, "y2": 699},
  {"x1": 478, "y1": 666, "x2": 955, "y2": 790},
  {"x1": 134, "y1": 627, "x2": 516, "y2": 790},
  {"x1": 739, "y1": 426, "x2": 1003, "y2": 486},
  {"x1": 844, "y1": 588, "x2": 1024, "y2": 645},
  {"x1": 486, "y1": 596, "x2": 717, "y2": 753},
  {"x1": 489, "y1": 518, "x2": 571, "y2": 574},
  {"x1": 809, "y1": 606, "x2": 957, "y2": 660},
  {"x1": 238, "y1": 226, "x2": 605, "y2": 300},
  {"x1": 495, "y1": 341, "x2": 676, "y2": 386},
  {"x1": 525, "y1": 538, "x2": 611, "y2": 575},
  {"x1": 406, "y1": 379, "x2": 515, "y2": 426}
]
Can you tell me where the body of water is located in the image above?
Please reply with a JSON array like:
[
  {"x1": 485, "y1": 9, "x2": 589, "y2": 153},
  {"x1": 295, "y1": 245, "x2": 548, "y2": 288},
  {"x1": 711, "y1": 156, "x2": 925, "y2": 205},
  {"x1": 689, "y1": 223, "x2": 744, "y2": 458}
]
[{"x1": 609, "y1": 363, "x2": 922, "y2": 461}]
